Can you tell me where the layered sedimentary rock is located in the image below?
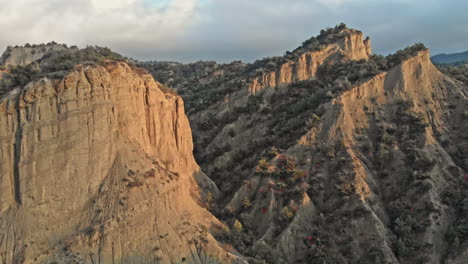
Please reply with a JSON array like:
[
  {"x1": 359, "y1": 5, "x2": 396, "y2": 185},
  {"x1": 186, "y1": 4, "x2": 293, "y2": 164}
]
[
  {"x1": 137, "y1": 24, "x2": 467, "y2": 262},
  {"x1": 0, "y1": 62, "x2": 238, "y2": 263},
  {"x1": 228, "y1": 50, "x2": 468, "y2": 263},
  {"x1": 248, "y1": 30, "x2": 372, "y2": 94}
]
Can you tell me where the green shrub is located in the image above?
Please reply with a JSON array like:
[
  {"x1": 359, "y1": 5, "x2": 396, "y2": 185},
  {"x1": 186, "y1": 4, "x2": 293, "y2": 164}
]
[
  {"x1": 6, "y1": 64, "x2": 41, "y2": 87},
  {"x1": 0, "y1": 45, "x2": 130, "y2": 92},
  {"x1": 40, "y1": 46, "x2": 127, "y2": 74},
  {"x1": 242, "y1": 197, "x2": 252, "y2": 209},
  {"x1": 82, "y1": 226, "x2": 95, "y2": 236},
  {"x1": 249, "y1": 241, "x2": 287, "y2": 264},
  {"x1": 232, "y1": 220, "x2": 243, "y2": 233},
  {"x1": 438, "y1": 64, "x2": 468, "y2": 85},
  {"x1": 386, "y1": 43, "x2": 427, "y2": 68}
]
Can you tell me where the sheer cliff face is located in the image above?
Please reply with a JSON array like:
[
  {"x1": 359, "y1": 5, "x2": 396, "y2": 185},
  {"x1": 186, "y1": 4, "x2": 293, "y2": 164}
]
[
  {"x1": 0, "y1": 62, "x2": 236, "y2": 263},
  {"x1": 228, "y1": 50, "x2": 468, "y2": 263},
  {"x1": 248, "y1": 30, "x2": 372, "y2": 94}
]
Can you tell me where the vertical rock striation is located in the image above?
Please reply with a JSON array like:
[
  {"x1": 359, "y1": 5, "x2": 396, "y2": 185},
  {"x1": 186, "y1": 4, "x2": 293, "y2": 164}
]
[
  {"x1": 0, "y1": 62, "x2": 239, "y2": 263},
  {"x1": 248, "y1": 30, "x2": 372, "y2": 94},
  {"x1": 228, "y1": 50, "x2": 468, "y2": 263}
]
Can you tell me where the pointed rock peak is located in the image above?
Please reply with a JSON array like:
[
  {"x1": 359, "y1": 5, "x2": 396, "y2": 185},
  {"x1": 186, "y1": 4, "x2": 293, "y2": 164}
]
[{"x1": 294, "y1": 23, "x2": 371, "y2": 56}]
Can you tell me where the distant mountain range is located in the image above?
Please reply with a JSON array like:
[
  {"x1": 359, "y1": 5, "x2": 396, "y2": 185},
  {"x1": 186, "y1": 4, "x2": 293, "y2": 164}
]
[{"x1": 431, "y1": 50, "x2": 468, "y2": 65}]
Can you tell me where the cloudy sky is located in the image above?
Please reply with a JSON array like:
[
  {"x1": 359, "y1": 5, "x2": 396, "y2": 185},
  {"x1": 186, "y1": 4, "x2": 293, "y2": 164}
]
[{"x1": 0, "y1": 0, "x2": 467, "y2": 62}]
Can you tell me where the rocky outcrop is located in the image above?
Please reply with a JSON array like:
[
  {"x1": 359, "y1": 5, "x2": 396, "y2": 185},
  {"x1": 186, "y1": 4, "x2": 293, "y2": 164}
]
[
  {"x1": 248, "y1": 30, "x2": 371, "y2": 94},
  {"x1": 0, "y1": 62, "x2": 240, "y2": 263},
  {"x1": 0, "y1": 44, "x2": 72, "y2": 67}
]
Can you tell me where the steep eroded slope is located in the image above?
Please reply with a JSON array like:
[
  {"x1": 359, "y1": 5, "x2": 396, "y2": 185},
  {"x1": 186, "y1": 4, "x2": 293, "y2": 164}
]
[
  {"x1": 0, "y1": 62, "x2": 239, "y2": 263},
  {"x1": 227, "y1": 50, "x2": 467, "y2": 263}
]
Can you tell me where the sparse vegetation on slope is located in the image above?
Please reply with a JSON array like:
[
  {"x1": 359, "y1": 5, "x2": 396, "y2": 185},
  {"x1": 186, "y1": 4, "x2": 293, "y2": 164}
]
[
  {"x1": 437, "y1": 64, "x2": 468, "y2": 85},
  {"x1": 1, "y1": 24, "x2": 465, "y2": 264},
  {"x1": 190, "y1": 43, "x2": 428, "y2": 197},
  {"x1": 139, "y1": 60, "x2": 247, "y2": 113},
  {"x1": 140, "y1": 24, "x2": 374, "y2": 114},
  {"x1": 0, "y1": 45, "x2": 129, "y2": 96},
  {"x1": 142, "y1": 27, "x2": 466, "y2": 263}
]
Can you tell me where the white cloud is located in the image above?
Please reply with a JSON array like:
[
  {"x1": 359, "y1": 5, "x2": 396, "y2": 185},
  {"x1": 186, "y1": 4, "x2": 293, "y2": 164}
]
[
  {"x1": 0, "y1": 0, "x2": 466, "y2": 62},
  {"x1": 91, "y1": 0, "x2": 138, "y2": 10},
  {"x1": 0, "y1": 0, "x2": 199, "y2": 56}
]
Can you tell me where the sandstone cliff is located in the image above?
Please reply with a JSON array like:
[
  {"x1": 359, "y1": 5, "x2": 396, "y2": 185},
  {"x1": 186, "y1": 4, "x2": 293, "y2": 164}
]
[
  {"x1": 94, "y1": 25, "x2": 467, "y2": 263},
  {"x1": 248, "y1": 29, "x2": 371, "y2": 94},
  {"x1": 143, "y1": 35, "x2": 467, "y2": 262},
  {"x1": 140, "y1": 26, "x2": 371, "y2": 115},
  {"x1": 0, "y1": 62, "x2": 239, "y2": 263},
  {"x1": 225, "y1": 50, "x2": 468, "y2": 263}
]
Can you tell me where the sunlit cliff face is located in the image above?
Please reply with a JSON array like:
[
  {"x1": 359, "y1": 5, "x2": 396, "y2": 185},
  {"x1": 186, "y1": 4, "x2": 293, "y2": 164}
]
[
  {"x1": 0, "y1": 61, "x2": 241, "y2": 263},
  {"x1": 248, "y1": 29, "x2": 371, "y2": 94}
]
